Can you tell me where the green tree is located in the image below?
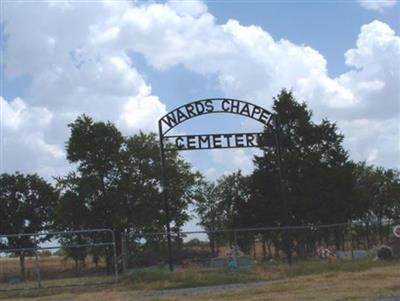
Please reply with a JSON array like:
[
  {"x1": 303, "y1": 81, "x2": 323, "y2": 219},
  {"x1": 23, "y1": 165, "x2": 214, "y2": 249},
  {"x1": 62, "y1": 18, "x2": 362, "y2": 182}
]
[
  {"x1": 0, "y1": 173, "x2": 57, "y2": 280},
  {"x1": 195, "y1": 171, "x2": 253, "y2": 255},
  {"x1": 195, "y1": 180, "x2": 224, "y2": 256},
  {"x1": 252, "y1": 90, "x2": 357, "y2": 251},
  {"x1": 56, "y1": 115, "x2": 200, "y2": 267},
  {"x1": 354, "y1": 162, "x2": 400, "y2": 245}
]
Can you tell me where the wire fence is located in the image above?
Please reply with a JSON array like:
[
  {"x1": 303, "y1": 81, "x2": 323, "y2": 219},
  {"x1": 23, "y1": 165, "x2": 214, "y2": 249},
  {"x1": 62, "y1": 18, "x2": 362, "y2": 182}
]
[
  {"x1": 1, "y1": 221, "x2": 396, "y2": 291},
  {"x1": 0, "y1": 229, "x2": 118, "y2": 291},
  {"x1": 122, "y1": 221, "x2": 396, "y2": 271}
]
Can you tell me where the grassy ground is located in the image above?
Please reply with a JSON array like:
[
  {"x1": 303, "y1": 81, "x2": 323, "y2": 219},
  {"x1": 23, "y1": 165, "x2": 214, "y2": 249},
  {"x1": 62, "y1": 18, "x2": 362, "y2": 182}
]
[
  {"x1": 1, "y1": 259, "x2": 399, "y2": 301},
  {"x1": 152, "y1": 264, "x2": 400, "y2": 301},
  {"x1": 0, "y1": 255, "x2": 106, "y2": 282}
]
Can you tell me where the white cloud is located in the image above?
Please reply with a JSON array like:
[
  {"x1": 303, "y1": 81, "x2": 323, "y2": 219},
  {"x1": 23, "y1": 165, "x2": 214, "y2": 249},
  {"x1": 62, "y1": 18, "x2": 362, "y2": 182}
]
[
  {"x1": 357, "y1": 0, "x2": 398, "y2": 12},
  {"x1": 341, "y1": 118, "x2": 399, "y2": 167},
  {"x1": 335, "y1": 20, "x2": 400, "y2": 121},
  {"x1": 167, "y1": 0, "x2": 208, "y2": 17},
  {"x1": 1, "y1": 0, "x2": 399, "y2": 180},
  {"x1": 1, "y1": 97, "x2": 67, "y2": 179},
  {"x1": 1, "y1": 1, "x2": 167, "y2": 177}
]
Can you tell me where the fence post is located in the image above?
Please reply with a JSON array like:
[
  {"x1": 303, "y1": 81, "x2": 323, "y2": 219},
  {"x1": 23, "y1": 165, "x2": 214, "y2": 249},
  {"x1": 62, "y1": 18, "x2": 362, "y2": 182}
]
[
  {"x1": 349, "y1": 223, "x2": 354, "y2": 262},
  {"x1": 233, "y1": 231, "x2": 238, "y2": 259},
  {"x1": 110, "y1": 231, "x2": 119, "y2": 281},
  {"x1": 34, "y1": 235, "x2": 42, "y2": 288},
  {"x1": 121, "y1": 231, "x2": 128, "y2": 274}
]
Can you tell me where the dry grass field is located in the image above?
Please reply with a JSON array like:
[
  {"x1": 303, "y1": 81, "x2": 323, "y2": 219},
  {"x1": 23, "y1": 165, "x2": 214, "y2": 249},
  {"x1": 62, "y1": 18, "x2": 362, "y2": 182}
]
[
  {"x1": 0, "y1": 255, "x2": 111, "y2": 291},
  {"x1": 1, "y1": 259, "x2": 399, "y2": 301},
  {"x1": 0, "y1": 255, "x2": 107, "y2": 281}
]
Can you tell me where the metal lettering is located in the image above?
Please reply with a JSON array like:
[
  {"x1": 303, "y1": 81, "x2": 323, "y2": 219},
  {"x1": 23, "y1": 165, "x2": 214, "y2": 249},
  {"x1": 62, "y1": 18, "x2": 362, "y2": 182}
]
[
  {"x1": 164, "y1": 132, "x2": 264, "y2": 151},
  {"x1": 187, "y1": 135, "x2": 197, "y2": 149},
  {"x1": 194, "y1": 102, "x2": 206, "y2": 114},
  {"x1": 185, "y1": 104, "x2": 196, "y2": 118},
  {"x1": 246, "y1": 133, "x2": 255, "y2": 147},
  {"x1": 213, "y1": 135, "x2": 222, "y2": 148},
  {"x1": 221, "y1": 99, "x2": 230, "y2": 112},
  {"x1": 175, "y1": 136, "x2": 184, "y2": 149},
  {"x1": 159, "y1": 99, "x2": 272, "y2": 135},
  {"x1": 230, "y1": 100, "x2": 240, "y2": 113},
  {"x1": 205, "y1": 100, "x2": 214, "y2": 112},
  {"x1": 199, "y1": 135, "x2": 211, "y2": 148},
  {"x1": 235, "y1": 134, "x2": 245, "y2": 147},
  {"x1": 259, "y1": 110, "x2": 270, "y2": 124},
  {"x1": 161, "y1": 112, "x2": 178, "y2": 129},
  {"x1": 223, "y1": 134, "x2": 233, "y2": 147},
  {"x1": 251, "y1": 105, "x2": 261, "y2": 118},
  {"x1": 240, "y1": 103, "x2": 250, "y2": 116},
  {"x1": 177, "y1": 109, "x2": 188, "y2": 123}
]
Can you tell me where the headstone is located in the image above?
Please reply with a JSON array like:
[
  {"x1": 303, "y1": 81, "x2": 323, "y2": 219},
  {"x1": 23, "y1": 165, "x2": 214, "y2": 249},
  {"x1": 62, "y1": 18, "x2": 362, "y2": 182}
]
[
  {"x1": 336, "y1": 250, "x2": 368, "y2": 259},
  {"x1": 387, "y1": 238, "x2": 400, "y2": 259},
  {"x1": 208, "y1": 256, "x2": 251, "y2": 268},
  {"x1": 377, "y1": 225, "x2": 400, "y2": 260},
  {"x1": 237, "y1": 256, "x2": 251, "y2": 267},
  {"x1": 209, "y1": 257, "x2": 226, "y2": 268},
  {"x1": 7, "y1": 276, "x2": 21, "y2": 284},
  {"x1": 392, "y1": 225, "x2": 400, "y2": 259}
]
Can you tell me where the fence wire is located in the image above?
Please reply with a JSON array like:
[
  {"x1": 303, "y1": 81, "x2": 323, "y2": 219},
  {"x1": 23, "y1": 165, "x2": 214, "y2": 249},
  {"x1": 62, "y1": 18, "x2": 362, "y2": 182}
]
[
  {"x1": 122, "y1": 221, "x2": 395, "y2": 271},
  {"x1": 0, "y1": 229, "x2": 118, "y2": 291}
]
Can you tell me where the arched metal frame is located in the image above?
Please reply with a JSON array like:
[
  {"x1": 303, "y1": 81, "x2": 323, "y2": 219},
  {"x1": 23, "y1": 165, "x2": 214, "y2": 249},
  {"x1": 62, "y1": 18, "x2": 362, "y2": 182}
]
[{"x1": 158, "y1": 98, "x2": 291, "y2": 270}]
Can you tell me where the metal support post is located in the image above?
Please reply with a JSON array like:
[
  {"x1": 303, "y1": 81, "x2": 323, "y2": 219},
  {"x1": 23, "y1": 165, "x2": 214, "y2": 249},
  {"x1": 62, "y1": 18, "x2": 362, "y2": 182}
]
[
  {"x1": 121, "y1": 231, "x2": 128, "y2": 274},
  {"x1": 273, "y1": 115, "x2": 292, "y2": 266},
  {"x1": 159, "y1": 122, "x2": 174, "y2": 272},
  {"x1": 110, "y1": 230, "x2": 119, "y2": 281},
  {"x1": 34, "y1": 235, "x2": 42, "y2": 288}
]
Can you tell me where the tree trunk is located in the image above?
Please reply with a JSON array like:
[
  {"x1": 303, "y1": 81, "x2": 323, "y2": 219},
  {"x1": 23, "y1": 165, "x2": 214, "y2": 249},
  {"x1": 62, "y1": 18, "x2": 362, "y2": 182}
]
[
  {"x1": 272, "y1": 240, "x2": 280, "y2": 259},
  {"x1": 252, "y1": 236, "x2": 257, "y2": 260},
  {"x1": 105, "y1": 250, "x2": 113, "y2": 274},
  {"x1": 299, "y1": 231, "x2": 306, "y2": 259},
  {"x1": 19, "y1": 252, "x2": 26, "y2": 281},
  {"x1": 378, "y1": 216, "x2": 384, "y2": 245},
  {"x1": 262, "y1": 236, "x2": 267, "y2": 261},
  {"x1": 209, "y1": 233, "x2": 216, "y2": 257},
  {"x1": 365, "y1": 221, "x2": 370, "y2": 249},
  {"x1": 74, "y1": 259, "x2": 79, "y2": 274},
  {"x1": 334, "y1": 228, "x2": 341, "y2": 250},
  {"x1": 267, "y1": 240, "x2": 272, "y2": 260}
]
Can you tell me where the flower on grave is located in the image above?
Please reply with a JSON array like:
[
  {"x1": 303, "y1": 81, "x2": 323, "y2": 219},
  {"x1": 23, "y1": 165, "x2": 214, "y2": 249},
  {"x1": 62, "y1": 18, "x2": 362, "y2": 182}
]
[{"x1": 393, "y1": 225, "x2": 400, "y2": 238}]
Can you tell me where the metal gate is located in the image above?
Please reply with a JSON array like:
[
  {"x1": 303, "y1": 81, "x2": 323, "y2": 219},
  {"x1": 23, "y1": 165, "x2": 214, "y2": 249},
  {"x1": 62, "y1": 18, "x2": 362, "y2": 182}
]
[{"x1": 0, "y1": 228, "x2": 118, "y2": 291}]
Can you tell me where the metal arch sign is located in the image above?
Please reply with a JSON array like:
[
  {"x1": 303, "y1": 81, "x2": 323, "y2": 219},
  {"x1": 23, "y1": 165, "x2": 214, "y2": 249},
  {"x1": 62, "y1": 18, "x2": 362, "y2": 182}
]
[
  {"x1": 165, "y1": 132, "x2": 264, "y2": 151},
  {"x1": 157, "y1": 98, "x2": 292, "y2": 272},
  {"x1": 158, "y1": 98, "x2": 274, "y2": 151}
]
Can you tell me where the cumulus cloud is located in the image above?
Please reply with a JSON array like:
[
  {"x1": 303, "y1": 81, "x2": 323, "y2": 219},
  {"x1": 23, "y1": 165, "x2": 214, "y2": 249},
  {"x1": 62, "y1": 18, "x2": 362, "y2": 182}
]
[
  {"x1": 1, "y1": 96, "x2": 67, "y2": 179},
  {"x1": 336, "y1": 21, "x2": 400, "y2": 120},
  {"x1": 1, "y1": 1, "x2": 167, "y2": 177},
  {"x1": 357, "y1": 0, "x2": 398, "y2": 12},
  {"x1": 1, "y1": 0, "x2": 399, "y2": 179}
]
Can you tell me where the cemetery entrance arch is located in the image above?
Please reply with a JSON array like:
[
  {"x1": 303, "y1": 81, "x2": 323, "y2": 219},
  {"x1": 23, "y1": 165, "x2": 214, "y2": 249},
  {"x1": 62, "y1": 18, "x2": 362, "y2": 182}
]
[{"x1": 158, "y1": 98, "x2": 291, "y2": 270}]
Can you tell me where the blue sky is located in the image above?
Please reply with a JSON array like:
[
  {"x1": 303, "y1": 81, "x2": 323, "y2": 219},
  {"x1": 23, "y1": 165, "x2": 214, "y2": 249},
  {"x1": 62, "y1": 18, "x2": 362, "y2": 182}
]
[
  {"x1": 209, "y1": 1, "x2": 399, "y2": 76},
  {"x1": 1, "y1": 0, "x2": 399, "y2": 185},
  {"x1": 5, "y1": 1, "x2": 399, "y2": 103},
  {"x1": 142, "y1": 1, "x2": 399, "y2": 101}
]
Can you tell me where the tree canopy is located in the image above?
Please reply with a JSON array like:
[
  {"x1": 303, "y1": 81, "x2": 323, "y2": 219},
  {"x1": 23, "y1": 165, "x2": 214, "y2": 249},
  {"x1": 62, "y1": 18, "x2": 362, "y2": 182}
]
[
  {"x1": 2, "y1": 90, "x2": 399, "y2": 270},
  {"x1": 0, "y1": 173, "x2": 57, "y2": 279}
]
